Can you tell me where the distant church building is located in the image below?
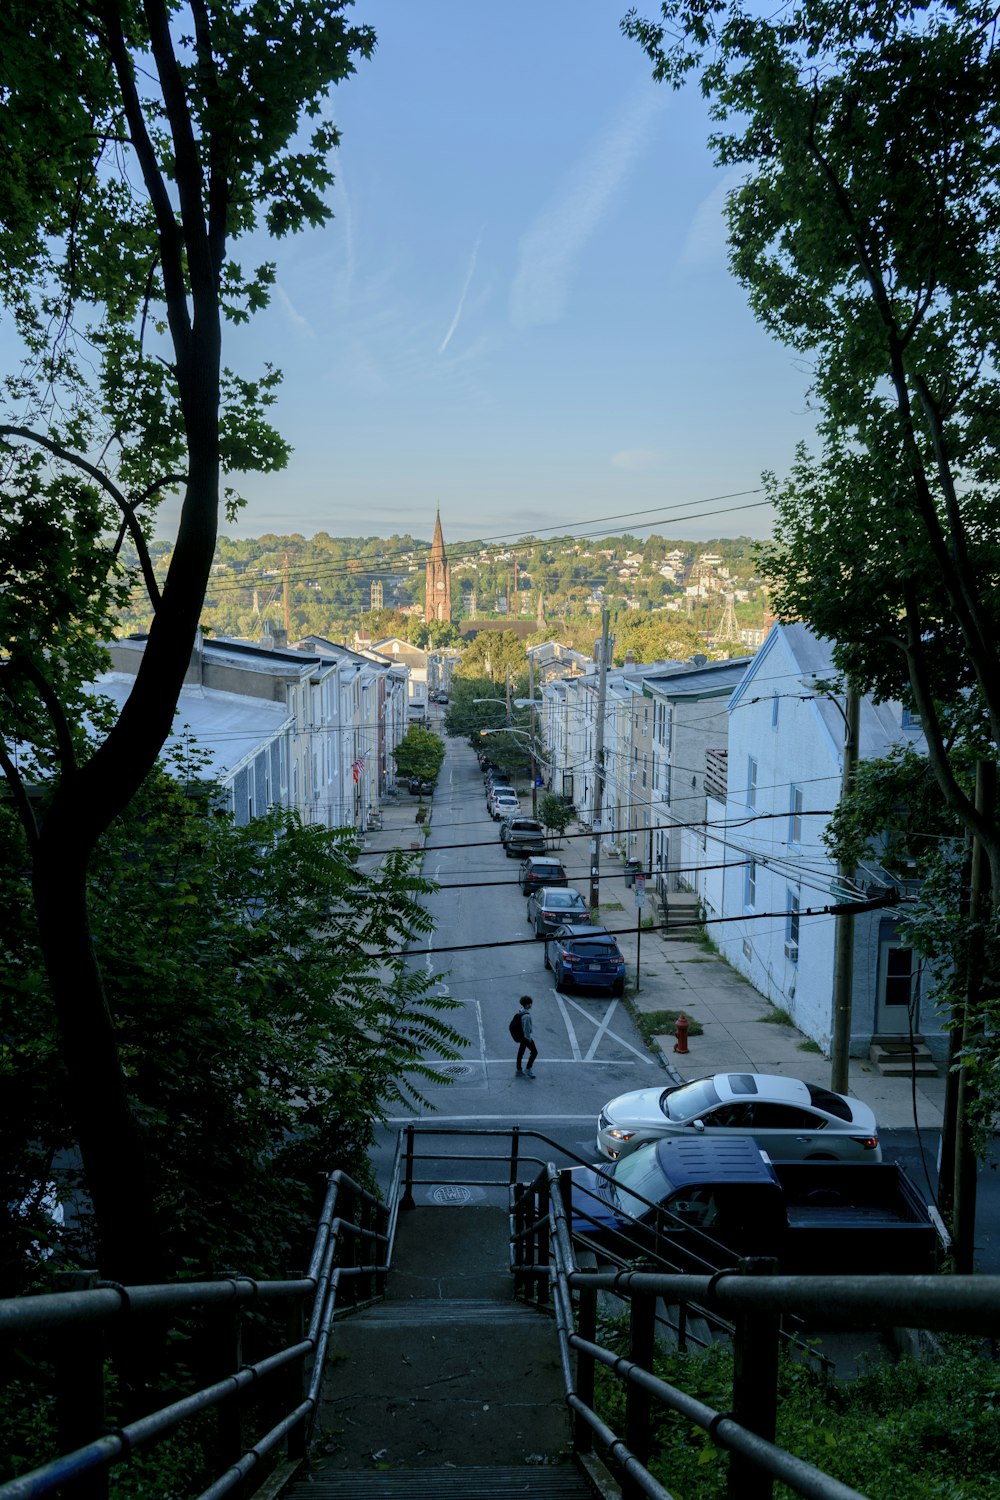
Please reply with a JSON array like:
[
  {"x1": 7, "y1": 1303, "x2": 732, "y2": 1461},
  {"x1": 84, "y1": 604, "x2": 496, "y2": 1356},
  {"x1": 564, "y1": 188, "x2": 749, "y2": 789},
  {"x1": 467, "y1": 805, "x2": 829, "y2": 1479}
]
[{"x1": 424, "y1": 510, "x2": 452, "y2": 623}]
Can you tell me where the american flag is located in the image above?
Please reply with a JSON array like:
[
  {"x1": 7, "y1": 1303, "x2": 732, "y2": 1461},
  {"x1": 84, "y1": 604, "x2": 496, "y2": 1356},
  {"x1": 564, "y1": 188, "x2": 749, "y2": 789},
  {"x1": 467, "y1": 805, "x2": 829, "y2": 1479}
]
[{"x1": 351, "y1": 752, "x2": 366, "y2": 785}]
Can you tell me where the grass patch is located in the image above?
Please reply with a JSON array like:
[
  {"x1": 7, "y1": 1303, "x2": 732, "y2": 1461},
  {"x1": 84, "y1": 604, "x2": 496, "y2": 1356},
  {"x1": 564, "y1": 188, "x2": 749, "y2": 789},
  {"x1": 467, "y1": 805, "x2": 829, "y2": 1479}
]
[
  {"x1": 759, "y1": 1005, "x2": 795, "y2": 1027},
  {"x1": 799, "y1": 1039, "x2": 823, "y2": 1054},
  {"x1": 599, "y1": 900, "x2": 625, "y2": 912},
  {"x1": 593, "y1": 1333, "x2": 1000, "y2": 1500},
  {"x1": 634, "y1": 1009, "x2": 704, "y2": 1043}
]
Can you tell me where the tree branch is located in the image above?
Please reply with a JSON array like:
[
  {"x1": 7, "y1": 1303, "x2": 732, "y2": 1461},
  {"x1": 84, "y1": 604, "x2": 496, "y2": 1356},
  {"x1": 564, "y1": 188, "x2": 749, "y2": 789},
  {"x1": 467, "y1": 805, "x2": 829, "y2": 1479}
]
[
  {"x1": 0, "y1": 424, "x2": 164, "y2": 611},
  {"x1": 0, "y1": 730, "x2": 40, "y2": 854}
]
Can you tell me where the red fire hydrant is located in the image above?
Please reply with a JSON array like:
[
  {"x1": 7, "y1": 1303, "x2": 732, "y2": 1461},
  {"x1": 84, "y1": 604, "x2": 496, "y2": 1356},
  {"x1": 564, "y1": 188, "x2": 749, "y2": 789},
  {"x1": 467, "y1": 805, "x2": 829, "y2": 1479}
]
[{"x1": 673, "y1": 1012, "x2": 690, "y2": 1055}]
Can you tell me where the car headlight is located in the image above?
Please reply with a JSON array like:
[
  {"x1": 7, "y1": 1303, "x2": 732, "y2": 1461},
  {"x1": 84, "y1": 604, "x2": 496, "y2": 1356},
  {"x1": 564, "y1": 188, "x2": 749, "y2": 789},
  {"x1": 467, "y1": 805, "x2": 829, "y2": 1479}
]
[{"x1": 606, "y1": 1129, "x2": 633, "y2": 1142}]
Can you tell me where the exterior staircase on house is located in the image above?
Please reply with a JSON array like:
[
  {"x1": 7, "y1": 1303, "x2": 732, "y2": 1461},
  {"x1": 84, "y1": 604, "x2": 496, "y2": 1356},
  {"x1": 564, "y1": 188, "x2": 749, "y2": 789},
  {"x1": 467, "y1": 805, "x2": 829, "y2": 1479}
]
[
  {"x1": 281, "y1": 1204, "x2": 601, "y2": 1500},
  {"x1": 869, "y1": 1036, "x2": 939, "y2": 1077}
]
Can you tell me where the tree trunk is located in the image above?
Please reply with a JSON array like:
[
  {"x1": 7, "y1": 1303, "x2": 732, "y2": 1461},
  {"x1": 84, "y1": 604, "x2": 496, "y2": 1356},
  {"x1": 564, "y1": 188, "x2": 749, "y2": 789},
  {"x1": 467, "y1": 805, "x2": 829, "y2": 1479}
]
[{"x1": 33, "y1": 844, "x2": 164, "y2": 1285}]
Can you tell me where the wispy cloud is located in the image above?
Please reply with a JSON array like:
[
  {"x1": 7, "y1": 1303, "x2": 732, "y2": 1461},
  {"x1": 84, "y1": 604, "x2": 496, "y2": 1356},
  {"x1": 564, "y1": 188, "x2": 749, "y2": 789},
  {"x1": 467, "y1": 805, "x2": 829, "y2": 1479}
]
[
  {"x1": 509, "y1": 88, "x2": 665, "y2": 330},
  {"x1": 274, "y1": 284, "x2": 314, "y2": 336},
  {"x1": 439, "y1": 229, "x2": 484, "y2": 354},
  {"x1": 611, "y1": 448, "x2": 661, "y2": 472},
  {"x1": 680, "y1": 166, "x2": 745, "y2": 269}
]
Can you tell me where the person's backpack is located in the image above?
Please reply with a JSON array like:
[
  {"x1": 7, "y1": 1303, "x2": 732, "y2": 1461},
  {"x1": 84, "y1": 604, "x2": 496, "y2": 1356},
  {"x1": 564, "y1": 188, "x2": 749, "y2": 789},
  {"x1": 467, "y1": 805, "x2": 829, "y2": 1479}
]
[{"x1": 508, "y1": 1011, "x2": 524, "y2": 1042}]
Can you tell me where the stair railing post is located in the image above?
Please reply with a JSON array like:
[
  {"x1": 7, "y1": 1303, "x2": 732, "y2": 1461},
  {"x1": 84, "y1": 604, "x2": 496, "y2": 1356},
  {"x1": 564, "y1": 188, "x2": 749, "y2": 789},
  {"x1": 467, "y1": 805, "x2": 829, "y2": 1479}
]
[
  {"x1": 623, "y1": 1284, "x2": 656, "y2": 1500},
  {"x1": 54, "y1": 1270, "x2": 107, "y2": 1500},
  {"x1": 535, "y1": 1177, "x2": 551, "y2": 1307},
  {"x1": 728, "y1": 1257, "x2": 779, "y2": 1500},
  {"x1": 400, "y1": 1124, "x2": 416, "y2": 1210},
  {"x1": 574, "y1": 1272, "x2": 596, "y2": 1457},
  {"x1": 285, "y1": 1276, "x2": 309, "y2": 1462}
]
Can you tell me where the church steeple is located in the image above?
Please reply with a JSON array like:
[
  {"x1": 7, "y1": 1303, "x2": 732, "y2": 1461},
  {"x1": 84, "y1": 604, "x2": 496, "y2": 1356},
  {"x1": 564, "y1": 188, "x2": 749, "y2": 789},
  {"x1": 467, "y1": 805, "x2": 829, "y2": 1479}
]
[{"x1": 425, "y1": 509, "x2": 452, "y2": 623}]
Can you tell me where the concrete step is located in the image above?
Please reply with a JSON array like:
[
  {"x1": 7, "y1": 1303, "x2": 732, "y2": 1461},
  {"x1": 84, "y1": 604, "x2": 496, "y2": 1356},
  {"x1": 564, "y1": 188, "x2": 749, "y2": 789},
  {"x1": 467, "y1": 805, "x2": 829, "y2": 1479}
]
[
  {"x1": 283, "y1": 1465, "x2": 598, "y2": 1498},
  {"x1": 869, "y1": 1040, "x2": 938, "y2": 1077}
]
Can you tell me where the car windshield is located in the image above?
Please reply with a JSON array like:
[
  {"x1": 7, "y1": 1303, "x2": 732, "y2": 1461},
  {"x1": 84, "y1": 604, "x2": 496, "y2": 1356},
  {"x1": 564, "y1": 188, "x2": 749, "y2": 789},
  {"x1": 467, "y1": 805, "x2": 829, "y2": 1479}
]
[
  {"x1": 663, "y1": 1078, "x2": 722, "y2": 1123},
  {"x1": 544, "y1": 891, "x2": 582, "y2": 908},
  {"x1": 567, "y1": 938, "x2": 618, "y2": 957},
  {"x1": 608, "y1": 1148, "x2": 671, "y2": 1220},
  {"x1": 532, "y1": 865, "x2": 562, "y2": 878}
]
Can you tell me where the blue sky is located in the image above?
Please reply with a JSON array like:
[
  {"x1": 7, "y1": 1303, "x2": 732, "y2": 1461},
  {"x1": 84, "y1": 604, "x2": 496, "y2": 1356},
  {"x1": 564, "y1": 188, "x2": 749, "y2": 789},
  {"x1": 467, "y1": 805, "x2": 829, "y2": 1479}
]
[{"x1": 190, "y1": 4, "x2": 814, "y2": 542}]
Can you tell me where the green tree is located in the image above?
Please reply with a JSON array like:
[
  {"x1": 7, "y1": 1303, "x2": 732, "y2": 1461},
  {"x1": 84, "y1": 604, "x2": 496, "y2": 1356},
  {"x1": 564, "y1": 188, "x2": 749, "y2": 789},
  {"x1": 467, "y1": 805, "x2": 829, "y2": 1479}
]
[
  {"x1": 537, "y1": 792, "x2": 573, "y2": 844},
  {"x1": 0, "y1": 1, "x2": 373, "y2": 1281},
  {"x1": 456, "y1": 631, "x2": 528, "y2": 685},
  {"x1": 392, "y1": 726, "x2": 446, "y2": 788},
  {"x1": 626, "y1": 0, "x2": 1000, "y2": 1256},
  {"x1": 1, "y1": 767, "x2": 462, "y2": 1293},
  {"x1": 625, "y1": 0, "x2": 1000, "y2": 886}
]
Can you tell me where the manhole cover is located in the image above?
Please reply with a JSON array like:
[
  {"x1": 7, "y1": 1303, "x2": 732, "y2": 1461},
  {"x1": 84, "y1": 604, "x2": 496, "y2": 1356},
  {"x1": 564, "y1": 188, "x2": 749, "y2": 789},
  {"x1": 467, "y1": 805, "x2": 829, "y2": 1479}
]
[
  {"x1": 434, "y1": 1063, "x2": 474, "y2": 1078},
  {"x1": 430, "y1": 1185, "x2": 473, "y2": 1205}
]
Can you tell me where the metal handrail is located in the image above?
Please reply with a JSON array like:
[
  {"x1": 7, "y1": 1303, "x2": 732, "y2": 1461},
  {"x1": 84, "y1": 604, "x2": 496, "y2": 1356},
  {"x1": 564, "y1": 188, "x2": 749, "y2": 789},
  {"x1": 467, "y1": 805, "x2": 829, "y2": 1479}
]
[
  {"x1": 533, "y1": 1155, "x2": 1000, "y2": 1500},
  {"x1": 0, "y1": 1168, "x2": 391, "y2": 1500}
]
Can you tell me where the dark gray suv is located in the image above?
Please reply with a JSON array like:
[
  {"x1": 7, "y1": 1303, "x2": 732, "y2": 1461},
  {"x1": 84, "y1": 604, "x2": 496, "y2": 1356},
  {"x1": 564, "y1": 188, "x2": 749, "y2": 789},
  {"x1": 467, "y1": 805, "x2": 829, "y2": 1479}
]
[{"x1": 519, "y1": 855, "x2": 568, "y2": 894}]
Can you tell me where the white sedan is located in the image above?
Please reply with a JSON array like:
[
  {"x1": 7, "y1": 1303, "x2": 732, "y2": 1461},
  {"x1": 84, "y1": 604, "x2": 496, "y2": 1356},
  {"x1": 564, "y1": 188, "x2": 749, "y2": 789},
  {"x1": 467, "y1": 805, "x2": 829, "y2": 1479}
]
[{"x1": 597, "y1": 1072, "x2": 881, "y2": 1163}]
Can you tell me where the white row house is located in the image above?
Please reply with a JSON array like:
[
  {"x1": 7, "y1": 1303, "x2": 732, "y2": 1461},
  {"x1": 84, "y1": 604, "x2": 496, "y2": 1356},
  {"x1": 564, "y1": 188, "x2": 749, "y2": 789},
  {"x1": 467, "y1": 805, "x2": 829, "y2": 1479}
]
[
  {"x1": 538, "y1": 621, "x2": 943, "y2": 1063},
  {"x1": 700, "y1": 622, "x2": 943, "y2": 1061},
  {"x1": 102, "y1": 629, "x2": 409, "y2": 833}
]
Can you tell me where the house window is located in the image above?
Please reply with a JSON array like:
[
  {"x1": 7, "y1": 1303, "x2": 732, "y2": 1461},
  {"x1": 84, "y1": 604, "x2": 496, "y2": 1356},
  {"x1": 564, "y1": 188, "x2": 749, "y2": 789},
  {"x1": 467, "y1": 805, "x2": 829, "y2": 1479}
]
[
  {"x1": 884, "y1": 946, "x2": 914, "y2": 1008},
  {"x1": 785, "y1": 890, "x2": 800, "y2": 961},
  {"x1": 745, "y1": 857, "x2": 757, "y2": 909},
  {"x1": 789, "y1": 784, "x2": 803, "y2": 845},
  {"x1": 641, "y1": 752, "x2": 648, "y2": 789},
  {"x1": 747, "y1": 756, "x2": 757, "y2": 809},
  {"x1": 772, "y1": 694, "x2": 779, "y2": 729}
]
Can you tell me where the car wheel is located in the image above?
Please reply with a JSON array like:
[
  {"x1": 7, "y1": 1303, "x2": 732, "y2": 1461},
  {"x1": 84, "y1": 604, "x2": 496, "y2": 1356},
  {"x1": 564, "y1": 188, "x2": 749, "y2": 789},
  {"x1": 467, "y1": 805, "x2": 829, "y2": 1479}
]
[
  {"x1": 554, "y1": 968, "x2": 566, "y2": 993},
  {"x1": 543, "y1": 949, "x2": 551, "y2": 970},
  {"x1": 526, "y1": 909, "x2": 533, "y2": 926},
  {"x1": 612, "y1": 979, "x2": 624, "y2": 998}
]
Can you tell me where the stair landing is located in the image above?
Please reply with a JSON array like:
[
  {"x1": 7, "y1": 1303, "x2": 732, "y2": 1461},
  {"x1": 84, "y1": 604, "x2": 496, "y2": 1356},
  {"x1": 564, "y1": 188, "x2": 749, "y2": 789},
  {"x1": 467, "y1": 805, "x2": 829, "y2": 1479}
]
[{"x1": 283, "y1": 1206, "x2": 594, "y2": 1497}]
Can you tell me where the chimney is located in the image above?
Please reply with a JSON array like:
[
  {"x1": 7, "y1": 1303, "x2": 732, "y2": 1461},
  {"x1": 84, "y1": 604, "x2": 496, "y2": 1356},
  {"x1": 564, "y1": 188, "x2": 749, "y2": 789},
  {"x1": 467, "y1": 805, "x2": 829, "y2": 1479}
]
[
  {"x1": 625, "y1": 648, "x2": 636, "y2": 665},
  {"x1": 270, "y1": 627, "x2": 288, "y2": 649}
]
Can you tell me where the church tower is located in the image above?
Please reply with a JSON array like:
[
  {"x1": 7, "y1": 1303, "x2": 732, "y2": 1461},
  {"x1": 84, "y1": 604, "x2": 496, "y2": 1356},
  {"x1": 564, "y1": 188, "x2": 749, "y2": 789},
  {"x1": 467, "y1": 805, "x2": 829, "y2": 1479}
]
[{"x1": 424, "y1": 509, "x2": 452, "y2": 623}]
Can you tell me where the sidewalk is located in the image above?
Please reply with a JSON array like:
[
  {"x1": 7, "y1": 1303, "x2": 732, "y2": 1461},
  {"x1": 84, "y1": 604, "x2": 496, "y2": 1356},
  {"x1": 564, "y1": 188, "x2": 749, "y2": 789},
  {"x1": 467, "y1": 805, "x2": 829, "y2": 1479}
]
[{"x1": 601, "y1": 881, "x2": 946, "y2": 1135}]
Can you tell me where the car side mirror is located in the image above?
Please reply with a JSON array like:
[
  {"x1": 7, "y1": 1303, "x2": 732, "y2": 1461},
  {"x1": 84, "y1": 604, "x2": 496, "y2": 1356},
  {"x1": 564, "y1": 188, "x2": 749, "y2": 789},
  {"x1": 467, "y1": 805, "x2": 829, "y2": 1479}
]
[{"x1": 692, "y1": 1118, "x2": 705, "y2": 1133}]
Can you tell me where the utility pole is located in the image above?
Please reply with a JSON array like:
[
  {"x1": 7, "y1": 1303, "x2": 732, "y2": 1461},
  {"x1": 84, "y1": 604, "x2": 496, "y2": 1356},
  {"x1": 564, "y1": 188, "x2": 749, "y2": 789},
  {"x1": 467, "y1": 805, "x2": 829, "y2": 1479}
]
[
  {"x1": 282, "y1": 552, "x2": 291, "y2": 637},
  {"x1": 589, "y1": 606, "x2": 610, "y2": 910},
  {"x1": 528, "y1": 651, "x2": 538, "y2": 817},
  {"x1": 951, "y1": 758, "x2": 994, "y2": 1271},
  {"x1": 830, "y1": 685, "x2": 861, "y2": 1095}
]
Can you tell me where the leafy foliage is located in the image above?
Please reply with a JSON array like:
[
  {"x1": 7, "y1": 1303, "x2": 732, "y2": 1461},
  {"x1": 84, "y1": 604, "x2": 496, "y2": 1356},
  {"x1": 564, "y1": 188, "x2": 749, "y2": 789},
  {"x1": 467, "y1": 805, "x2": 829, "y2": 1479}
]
[
  {"x1": 0, "y1": 768, "x2": 463, "y2": 1291},
  {"x1": 537, "y1": 793, "x2": 573, "y2": 839},
  {"x1": 391, "y1": 725, "x2": 446, "y2": 786},
  {"x1": 625, "y1": 0, "x2": 1000, "y2": 887},
  {"x1": 595, "y1": 1331, "x2": 1000, "y2": 1498}
]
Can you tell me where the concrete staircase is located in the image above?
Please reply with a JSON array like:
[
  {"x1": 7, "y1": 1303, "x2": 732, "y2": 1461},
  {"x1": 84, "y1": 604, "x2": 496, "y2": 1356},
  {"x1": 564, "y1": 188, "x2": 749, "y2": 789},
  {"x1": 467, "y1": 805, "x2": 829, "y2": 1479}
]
[
  {"x1": 869, "y1": 1037, "x2": 939, "y2": 1077},
  {"x1": 282, "y1": 1205, "x2": 599, "y2": 1500}
]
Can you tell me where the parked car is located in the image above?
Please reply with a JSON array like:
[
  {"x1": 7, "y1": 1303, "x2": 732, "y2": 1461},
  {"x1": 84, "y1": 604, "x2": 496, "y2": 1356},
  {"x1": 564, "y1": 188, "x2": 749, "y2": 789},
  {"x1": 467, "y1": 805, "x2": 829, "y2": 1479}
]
[
  {"x1": 596, "y1": 1072, "x2": 882, "y2": 1163},
  {"x1": 544, "y1": 924, "x2": 625, "y2": 995},
  {"x1": 519, "y1": 856, "x2": 568, "y2": 895},
  {"x1": 526, "y1": 886, "x2": 591, "y2": 935},
  {"x1": 500, "y1": 817, "x2": 546, "y2": 856},
  {"x1": 407, "y1": 777, "x2": 434, "y2": 796},
  {"x1": 489, "y1": 791, "x2": 521, "y2": 820}
]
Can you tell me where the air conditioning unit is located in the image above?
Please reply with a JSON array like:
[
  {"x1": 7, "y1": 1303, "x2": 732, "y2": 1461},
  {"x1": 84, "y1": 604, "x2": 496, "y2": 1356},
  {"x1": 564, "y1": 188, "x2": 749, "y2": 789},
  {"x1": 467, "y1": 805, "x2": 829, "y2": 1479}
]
[{"x1": 784, "y1": 941, "x2": 799, "y2": 962}]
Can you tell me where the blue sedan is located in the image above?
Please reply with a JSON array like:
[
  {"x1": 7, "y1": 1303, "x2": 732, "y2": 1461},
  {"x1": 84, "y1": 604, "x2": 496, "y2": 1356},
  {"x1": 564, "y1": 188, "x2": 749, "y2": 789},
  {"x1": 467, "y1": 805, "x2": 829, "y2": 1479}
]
[{"x1": 544, "y1": 924, "x2": 626, "y2": 996}]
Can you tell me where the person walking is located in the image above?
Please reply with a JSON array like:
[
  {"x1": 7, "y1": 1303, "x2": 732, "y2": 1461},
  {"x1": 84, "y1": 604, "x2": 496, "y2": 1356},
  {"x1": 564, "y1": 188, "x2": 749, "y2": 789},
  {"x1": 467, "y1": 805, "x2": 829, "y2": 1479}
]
[{"x1": 514, "y1": 994, "x2": 537, "y2": 1078}]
